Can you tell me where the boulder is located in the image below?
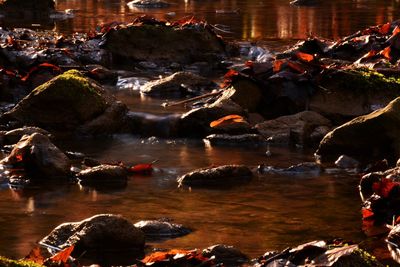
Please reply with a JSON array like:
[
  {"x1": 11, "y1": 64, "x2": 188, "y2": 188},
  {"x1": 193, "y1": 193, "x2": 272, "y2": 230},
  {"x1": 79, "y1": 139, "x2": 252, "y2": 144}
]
[
  {"x1": 177, "y1": 165, "x2": 253, "y2": 188},
  {"x1": 202, "y1": 244, "x2": 249, "y2": 266},
  {"x1": 255, "y1": 111, "x2": 331, "y2": 145},
  {"x1": 76, "y1": 164, "x2": 127, "y2": 186},
  {"x1": 0, "y1": 0, "x2": 55, "y2": 16},
  {"x1": 0, "y1": 133, "x2": 70, "y2": 178},
  {"x1": 223, "y1": 79, "x2": 264, "y2": 112},
  {"x1": 140, "y1": 71, "x2": 215, "y2": 96},
  {"x1": 316, "y1": 97, "x2": 400, "y2": 164},
  {"x1": 3, "y1": 126, "x2": 50, "y2": 145},
  {"x1": 3, "y1": 70, "x2": 128, "y2": 134},
  {"x1": 134, "y1": 219, "x2": 191, "y2": 240},
  {"x1": 335, "y1": 155, "x2": 360, "y2": 169},
  {"x1": 40, "y1": 214, "x2": 145, "y2": 266},
  {"x1": 101, "y1": 17, "x2": 226, "y2": 66},
  {"x1": 310, "y1": 70, "x2": 400, "y2": 120}
]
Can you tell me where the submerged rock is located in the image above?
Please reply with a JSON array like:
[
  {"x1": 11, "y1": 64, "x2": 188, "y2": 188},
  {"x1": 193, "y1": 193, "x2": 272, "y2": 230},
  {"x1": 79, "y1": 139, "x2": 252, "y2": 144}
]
[
  {"x1": 1, "y1": 133, "x2": 70, "y2": 179},
  {"x1": 76, "y1": 164, "x2": 127, "y2": 186},
  {"x1": 316, "y1": 97, "x2": 400, "y2": 164},
  {"x1": 204, "y1": 133, "x2": 267, "y2": 146},
  {"x1": 255, "y1": 111, "x2": 331, "y2": 145},
  {"x1": 40, "y1": 214, "x2": 145, "y2": 266},
  {"x1": 202, "y1": 244, "x2": 249, "y2": 266},
  {"x1": 127, "y1": 0, "x2": 171, "y2": 8},
  {"x1": 140, "y1": 71, "x2": 215, "y2": 96},
  {"x1": 101, "y1": 17, "x2": 226, "y2": 66},
  {"x1": 134, "y1": 219, "x2": 191, "y2": 240},
  {"x1": 3, "y1": 70, "x2": 128, "y2": 134},
  {"x1": 177, "y1": 165, "x2": 253, "y2": 188}
]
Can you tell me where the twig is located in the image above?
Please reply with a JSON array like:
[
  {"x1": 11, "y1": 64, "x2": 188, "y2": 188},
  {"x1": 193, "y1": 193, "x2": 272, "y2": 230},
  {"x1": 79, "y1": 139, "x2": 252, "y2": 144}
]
[{"x1": 162, "y1": 91, "x2": 222, "y2": 107}]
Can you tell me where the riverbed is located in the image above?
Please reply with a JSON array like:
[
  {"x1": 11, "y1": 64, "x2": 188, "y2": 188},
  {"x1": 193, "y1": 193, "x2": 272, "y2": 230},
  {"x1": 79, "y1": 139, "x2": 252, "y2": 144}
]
[{"x1": 0, "y1": 0, "x2": 399, "y2": 261}]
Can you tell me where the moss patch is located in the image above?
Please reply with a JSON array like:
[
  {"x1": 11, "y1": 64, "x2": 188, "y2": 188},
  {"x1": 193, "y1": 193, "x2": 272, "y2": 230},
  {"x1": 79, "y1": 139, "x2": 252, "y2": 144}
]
[
  {"x1": 0, "y1": 257, "x2": 43, "y2": 267},
  {"x1": 346, "y1": 68, "x2": 400, "y2": 91}
]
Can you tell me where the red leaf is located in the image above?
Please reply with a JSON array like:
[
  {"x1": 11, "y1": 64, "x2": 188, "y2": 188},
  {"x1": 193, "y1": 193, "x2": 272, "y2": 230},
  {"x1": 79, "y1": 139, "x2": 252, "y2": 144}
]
[
  {"x1": 129, "y1": 163, "x2": 153, "y2": 174},
  {"x1": 379, "y1": 22, "x2": 391, "y2": 35},
  {"x1": 372, "y1": 178, "x2": 399, "y2": 198},
  {"x1": 220, "y1": 69, "x2": 239, "y2": 88},
  {"x1": 362, "y1": 208, "x2": 374, "y2": 219},
  {"x1": 393, "y1": 26, "x2": 400, "y2": 37},
  {"x1": 296, "y1": 51, "x2": 314, "y2": 62},
  {"x1": 50, "y1": 245, "x2": 74, "y2": 263},
  {"x1": 273, "y1": 60, "x2": 285, "y2": 72},
  {"x1": 21, "y1": 63, "x2": 61, "y2": 82}
]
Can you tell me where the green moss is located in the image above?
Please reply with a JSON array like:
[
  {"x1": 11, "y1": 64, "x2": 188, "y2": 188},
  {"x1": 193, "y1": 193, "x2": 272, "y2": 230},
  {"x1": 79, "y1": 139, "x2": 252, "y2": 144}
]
[
  {"x1": 343, "y1": 68, "x2": 400, "y2": 91},
  {"x1": 353, "y1": 248, "x2": 382, "y2": 266},
  {"x1": 0, "y1": 257, "x2": 44, "y2": 267}
]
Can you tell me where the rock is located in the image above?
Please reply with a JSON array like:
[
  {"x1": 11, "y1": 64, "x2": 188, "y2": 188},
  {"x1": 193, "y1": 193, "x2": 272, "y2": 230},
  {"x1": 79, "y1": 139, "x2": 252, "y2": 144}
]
[
  {"x1": 255, "y1": 111, "x2": 331, "y2": 145},
  {"x1": 224, "y1": 78, "x2": 263, "y2": 112},
  {"x1": 140, "y1": 71, "x2": 215, "y2": 96},
  {"x1": 335, "y1": 155, "x2": 360, "y2": 169},
  {"x1": 310, "y1": 69, "x2": 400, "y2": 120},
  {"x1": 309, "y1": 125, "x2": 331, "y2": 145},
  {"x1": 290, "y1": 0, "x2": 319, "y2": 6},
  {"x1": 3, "y1": 70, "x2": 128, "y2": 134},
  {"x1": 210, "y1": 115, "x2": 252, "y2": 134},
  {"x1": 76, "y1": 164, "x2": 127, "y2": 186},
  {"x1": 101, "y1": 17, "x2": 226, "y2": 66},
  {"x1": 0, "y1": 0, "x2": 55, "y2": 16},
  {"x1": 1, "y1": 133, "x2": 70, "y2": 178},
  {"x1": 177, "y1": 165, "x2": 253, "y2": 188},
  {"x1": 258, "y1": 162, "x2": 321, "y2": 176},
  {"x1": 387, "y1": 224, "x2": 400, "y2": 264},
  {"x1": 127, "y1": 111, "x2": 181, "y2": 137},
  {"x1": 134, "y1": 219, "x2": 191, "y2": 240},
  {"x1": 127, "y1": 0, "x2": 171, "y2": 8},
  {"x1": 204, "y1": 133, "x2": 267, "y2": 146},
  {"x1": 3, "y1": 126, "x2": 50, "y2": 145},
  {"x1": 315, "y1": 97, "x2": 400, "y2": 164},
  {"x1": 202, "y1": 244, "x2": 249, "y2": 265},
  {"x1": 178, "y1": 99, "x2": 245, "y2": 137},
  {"x1": 40, "y1": 214, "x2": 145, "y2": 266}
]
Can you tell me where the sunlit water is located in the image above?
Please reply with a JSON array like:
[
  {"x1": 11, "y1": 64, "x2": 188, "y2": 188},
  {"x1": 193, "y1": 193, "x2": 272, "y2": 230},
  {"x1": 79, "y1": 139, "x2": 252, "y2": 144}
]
[{"x1": 0, "y1": 0, "x2": 397, "y2": 261}]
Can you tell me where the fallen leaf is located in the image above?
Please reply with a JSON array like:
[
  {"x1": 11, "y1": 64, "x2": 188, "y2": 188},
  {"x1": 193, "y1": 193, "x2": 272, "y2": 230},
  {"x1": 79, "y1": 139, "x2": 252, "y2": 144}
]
[
  {"x1": 296, "y1": 51, "x2": 314, "y2": 62},
  {"x1": 50, "y1": 245, "x2": 74, "y2": 263},
  {"x1": 379, "y1": 22, "x2": 391, "y2": 35},
  {"x1": 129, "y1": 163, "x2": 153, "y2": 174},
  {"x1": 25, "y1": 246, "x2": 45, "y2": 264},
  {"x1": 380, "y1": 46, "x2": 392, "y2": 61},
  {"x1": 273, "y1": 60, "x2": 285, "y2": 72},
  {"x1": 372, "y1": 178, "x2": 400, "y2": 198},
  {"x1": 210, "y1": 114, "x2": 245, "y2": 128}
]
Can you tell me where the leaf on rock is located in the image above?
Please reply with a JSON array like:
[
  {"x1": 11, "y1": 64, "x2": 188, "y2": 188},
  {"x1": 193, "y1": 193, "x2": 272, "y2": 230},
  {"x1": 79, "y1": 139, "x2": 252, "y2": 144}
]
[
  {"x1": 372, "y1": 178, "x2": 399, "y2": 198},
  {"x1": 362, "y1": 208, "x2": 374, "y2": 219},
  {"x1": 129, "y1": 163, "x2": 153, "y2": 175},
  {"x1": 220, "y1": 69, "x2": 239, "y2": 88},
  {"x1": 379, "y1": 46, "x2": 392, "y2": 61},
  {"x1": 273, "y1": 60, "x2": 285, "y2": 73},
  {"x1": 50, "y1": 245, "x2": 74, "y2": 263},
  {"x1": 25, "y1": 246, "x2": 45, "y2": 265},
  {"x1": 379, "y1": 22, "x2": 391, "y2": 35},
  {"x1": 210, "y1": 114, "x2": 245, "y2": 128},
  {"x1": 296, "y1": 51, "x2": 314, "y2": 62}
]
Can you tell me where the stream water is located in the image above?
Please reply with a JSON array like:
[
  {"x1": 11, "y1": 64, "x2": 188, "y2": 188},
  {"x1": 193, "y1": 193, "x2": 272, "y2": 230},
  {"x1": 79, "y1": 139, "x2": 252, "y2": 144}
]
[{"x1": 0, "y1": 0, "x2": 399, "y2": 261}]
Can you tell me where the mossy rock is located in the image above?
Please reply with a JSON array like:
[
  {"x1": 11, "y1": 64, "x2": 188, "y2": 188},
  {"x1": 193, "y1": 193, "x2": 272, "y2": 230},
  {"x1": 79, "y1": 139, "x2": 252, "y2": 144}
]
[
  {"x1": 316, "y1": 96, "x2": 400, "y2": 164},
  {"x1": 0, "y1": 257, "x2": 43, "y2": 267},
  {"x1": 5, "y1": 70, "x2": 110, "y2": 131},
  {"x1": 310, "y1": 69, "x2": 400, "y2": 118}
]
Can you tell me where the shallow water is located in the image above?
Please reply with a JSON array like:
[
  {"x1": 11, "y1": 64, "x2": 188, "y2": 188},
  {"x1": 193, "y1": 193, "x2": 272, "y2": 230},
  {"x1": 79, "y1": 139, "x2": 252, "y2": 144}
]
[{"x1": 0, "y1": 0, "x2": 396, "y2": 261}]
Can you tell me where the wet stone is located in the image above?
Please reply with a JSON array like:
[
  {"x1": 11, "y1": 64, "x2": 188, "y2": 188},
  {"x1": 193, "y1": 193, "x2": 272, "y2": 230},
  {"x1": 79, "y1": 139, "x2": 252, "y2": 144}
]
[
  {"x1": 204, "y1": 133, "x2": 267, "y2": 146},
  {"x1": 202, "y1": 244, "x2": 249, "y2": 266},
  {"x1": 127, "y1": 0, "x2": 171, "y2": 8},
  {"x1": 177, "y1": 165, "x2": 253, "y2": 188},
  {"x1": 40, "y1": 214, "x2": 145, "y2": 266},
  {"x1": 76, "y1": 164, "x2": 127, "y2": 186},
  {"x1": 134, "y1": 219, "x2": 191, "y2": 240}
]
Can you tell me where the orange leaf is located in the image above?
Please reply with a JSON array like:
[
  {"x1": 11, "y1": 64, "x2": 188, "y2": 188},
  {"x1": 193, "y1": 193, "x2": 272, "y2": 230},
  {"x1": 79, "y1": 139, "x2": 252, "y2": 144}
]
[
  {"x1": 142, "y1": 249, "x2": 191, "y2": 264},
  {"x1": 362, "y1": 208, "x2": 374, "y2": 219},
  {"x1": 287, "y1": 61, "x2": 306, "y2": 73},
  {"x1": 380, "y1": 46, "x2": 392, "y2": 60},
  {"x1": 245, "y1": 60, "x2": 254, "y2": 68},
  {"x1": 50, "y1": 245, "x2": 74, "y2": 263},
  {"x1": 393, "y1": 26, "x2": 400, "y2": 37},
  {"x1": 220, "y1": 69, "x2": 239, "y2": 88},
  {"x1": 360, "y1": 50, "x2": 377, "y2": 60},
  {"x1": 273, "y1": 60, "x2": 285, "y2": 72},
  {"x1": 210, "y1": 114, "x2": 245, "y2": 128},
  {"x1": 129, "y1": 163, "x2": 153, "y2": 174},
  {"x1": 296, "y1": 51, "x2": 314, "y2": 62},
  {"x1": 379, "y1": 22, "x2": 391, "y2": 35}
]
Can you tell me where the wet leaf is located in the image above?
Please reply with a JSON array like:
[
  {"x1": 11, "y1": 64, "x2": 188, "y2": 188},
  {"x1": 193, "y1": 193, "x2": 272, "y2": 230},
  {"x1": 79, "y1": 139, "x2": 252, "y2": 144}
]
[
  {"x1": 129, "y1": 163, "x2": 153, "y2": 174},
  {"x1": 380, "y1": 46, "x2": 392, "y2": 61},
  {"x1": 273, "y1": 60, "x2": 285, "y2": 72},
  {"x1": 372, "y1": 178, "x2": 399, "y2": 198},
  {"x1": 220, "y1": 69, "x2": 239, "y2": 88},
  {"x1": 362, "y1": 208, "x2": 374, "y2": 219},
  {"x1": 210, "y1": 114, "x2": 245, "y2": 128},
  {"x1": 296, "y1": 51, "x2": 314, "y2": 62},
  {"x1": 50, "y1": 246, "x2": 74, "y2": 263},
  {"x1": 379, "y1": 22, "x2": 391, "y2": 35},
  {"x1": 393, "y1": 26, "x2": 400, "y2": 37}
]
